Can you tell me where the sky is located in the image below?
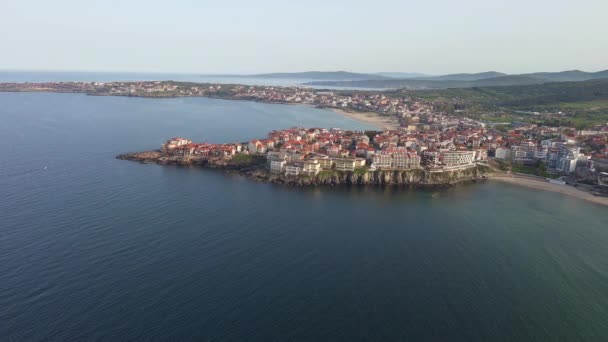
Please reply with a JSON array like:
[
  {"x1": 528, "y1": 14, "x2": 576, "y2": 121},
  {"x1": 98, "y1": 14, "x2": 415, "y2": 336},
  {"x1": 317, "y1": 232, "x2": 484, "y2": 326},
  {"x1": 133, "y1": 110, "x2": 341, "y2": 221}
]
[{"x1": 1, "y1": 0, "x2": 607, "y2": 75}]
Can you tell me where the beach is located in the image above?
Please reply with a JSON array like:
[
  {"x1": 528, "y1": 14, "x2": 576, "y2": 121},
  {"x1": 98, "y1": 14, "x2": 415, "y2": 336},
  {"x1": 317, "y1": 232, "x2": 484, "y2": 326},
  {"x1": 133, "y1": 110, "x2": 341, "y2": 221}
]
[
  {"x1": 489, "y1": 175, "x2": 608, "y2": 207},
  {"x1": 330, "y1": 108, "x2": 400, "y2": 130}
]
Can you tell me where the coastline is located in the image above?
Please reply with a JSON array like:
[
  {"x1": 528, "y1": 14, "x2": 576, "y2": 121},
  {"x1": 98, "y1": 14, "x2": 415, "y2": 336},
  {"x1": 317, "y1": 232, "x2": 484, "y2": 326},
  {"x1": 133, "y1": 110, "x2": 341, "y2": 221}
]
[
  {"x1": 488, "y1": 176, "x2": 608, "y2": 207},
  {"x1": 117, "y1": 152, "x2": 490, "y2": 187},
  {"x1": 0, "y1": 86, "x2": 401, "y2": 131},
  {"x1": 329, "y1": 108, "x2": 400, "y2": 130}
]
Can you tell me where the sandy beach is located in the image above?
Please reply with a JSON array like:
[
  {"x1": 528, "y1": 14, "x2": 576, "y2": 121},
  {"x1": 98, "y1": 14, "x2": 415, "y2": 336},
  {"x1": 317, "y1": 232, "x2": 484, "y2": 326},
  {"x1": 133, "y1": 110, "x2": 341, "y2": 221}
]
[
  {"x1": 489, "y1": 175, "x2": 608, "y2": 207},
  {"x1": 330, "y1": 108, "x2": 400, "y2": 130}
]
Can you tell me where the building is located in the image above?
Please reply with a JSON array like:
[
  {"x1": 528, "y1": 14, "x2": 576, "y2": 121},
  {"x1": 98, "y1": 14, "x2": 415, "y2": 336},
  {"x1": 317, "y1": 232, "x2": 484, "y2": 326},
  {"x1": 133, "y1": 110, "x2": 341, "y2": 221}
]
[
  {"x1": 334, "y1": 158, "x2": 357, "y2": 172},
  {"x1": 441, "y1": 151, "x2": 476, "y2": 169},
  {"x1": 474, "y1": 148, "x2": 488, "y2": 161},
  {"x1": 495, "y1": 147, "x2": 511, "y2": 160},
  {"x1": 391, "y1": 152, "x2": 421, "y2": 169},
  {"x1": 599, "y1": 172, "x2": 608, "y2": 186},
  {"x1": 422, "y1": 150, "x2": 441, "y2": 168},
  {"x1": 372, "y1": 153, "x2": 392, "y2": 169},
  {"x1": 269, "y1": 160, "x2": 286, "y2": 174},
  {"x1": 162, "y1": 137, "x2": 192, "y2": 152},
  {"x1": 302, "y1": 160, "x2": 321, "y2": 176},
  {"x1": 285, "y1": 162, "x2": 303, "y2": 176}
]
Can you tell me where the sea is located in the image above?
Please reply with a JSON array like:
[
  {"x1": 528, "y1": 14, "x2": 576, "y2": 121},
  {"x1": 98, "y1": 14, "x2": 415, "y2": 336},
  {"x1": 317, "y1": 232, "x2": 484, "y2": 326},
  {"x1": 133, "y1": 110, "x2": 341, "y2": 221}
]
[
  {"x1": 0, "y1": 70, "x2": 384, "y2": 90},
  {"x1": 1, "y1": 73, "x2": 608, "y2": 341}
]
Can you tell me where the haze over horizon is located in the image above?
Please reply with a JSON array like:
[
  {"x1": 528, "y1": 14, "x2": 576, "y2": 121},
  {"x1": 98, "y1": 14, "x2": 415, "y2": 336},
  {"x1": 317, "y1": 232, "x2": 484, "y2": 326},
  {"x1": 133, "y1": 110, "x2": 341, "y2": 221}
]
[{"x1": 2, "y1": 0, "x2": 607, "y2": 75}]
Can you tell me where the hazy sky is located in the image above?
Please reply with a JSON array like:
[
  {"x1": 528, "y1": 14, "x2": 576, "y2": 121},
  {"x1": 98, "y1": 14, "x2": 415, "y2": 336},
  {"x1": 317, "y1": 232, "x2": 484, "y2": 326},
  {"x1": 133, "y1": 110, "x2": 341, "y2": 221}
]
[{"x1": 1, "y1": 0, "x2": 607, "y2": 74}]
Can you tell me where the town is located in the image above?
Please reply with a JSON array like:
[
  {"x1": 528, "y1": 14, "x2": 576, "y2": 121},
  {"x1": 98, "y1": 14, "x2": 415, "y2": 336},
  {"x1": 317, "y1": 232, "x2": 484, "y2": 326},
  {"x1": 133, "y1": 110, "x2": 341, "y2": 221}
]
[
  {"x1": 159, "y1": 112, "x2": 608, "y2": 191},
  {"x1": 3, "y1": 80, "x2": 608, "y2": 188},
  {"x1": 0, "y1": 80, "x2": 429, "y2": 120}
]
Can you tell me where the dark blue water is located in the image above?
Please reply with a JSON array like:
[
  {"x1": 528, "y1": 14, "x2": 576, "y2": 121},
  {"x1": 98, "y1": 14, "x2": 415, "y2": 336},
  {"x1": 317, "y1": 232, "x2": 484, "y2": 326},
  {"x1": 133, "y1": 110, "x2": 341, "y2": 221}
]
[{"x1": 1, "y1": 92, "x2": 608, "y2": 341}]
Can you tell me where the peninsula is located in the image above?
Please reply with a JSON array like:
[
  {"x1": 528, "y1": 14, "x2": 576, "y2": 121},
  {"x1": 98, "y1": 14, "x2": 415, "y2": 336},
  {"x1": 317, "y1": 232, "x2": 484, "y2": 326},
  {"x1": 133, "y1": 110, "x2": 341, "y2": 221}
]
[
  {"x1": 3, "y1": 77, "x2": 608, "y2": 195},
  {"x1": 117, "y1": 127, "x2": 491, "y2": 187},
  {"x1": 117, "y1": 122, "x2": 608, "y2": 205}
]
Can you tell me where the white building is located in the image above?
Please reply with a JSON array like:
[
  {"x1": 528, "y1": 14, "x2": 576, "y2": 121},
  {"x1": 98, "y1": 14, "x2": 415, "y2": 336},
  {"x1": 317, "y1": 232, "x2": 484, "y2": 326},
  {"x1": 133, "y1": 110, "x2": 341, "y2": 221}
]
[
  {"x1": 162, "y1": 137, "x2": 192, "y2": 152},
  {"x1": 302, "y1": 160, "x2": 321, "y2": 176},
  {"x1": 422, "y1": 150, "x2": 441, "y2": 168},
  {"x1": 269, "y1": 160, "x2": 286, "y2": 174},
  {"x1": 441, "y1": 151, "x2": 476, "y2": 169},
  {"x1": 495, "y1": 147, "x2": 511, "y2": 160},
  {"x1": 334, "y1": 158, "x2": 357, "y2": 172},
  {"x1": 391, "y1": 152, "x2": 421, "y2": 169},
  {"x1": 372, "y1": 153, "x2": 392, "y2": 169},
  {"x1": 285, "y1": 163, "x2": 303, "y2": 176}
]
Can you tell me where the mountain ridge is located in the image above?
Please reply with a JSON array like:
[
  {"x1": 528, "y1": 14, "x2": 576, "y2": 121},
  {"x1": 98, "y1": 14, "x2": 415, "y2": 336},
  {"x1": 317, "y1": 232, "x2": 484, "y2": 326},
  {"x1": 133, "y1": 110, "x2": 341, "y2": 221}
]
[{"x1": 304, "y1": 70, "x2": 608, "y2": 89}]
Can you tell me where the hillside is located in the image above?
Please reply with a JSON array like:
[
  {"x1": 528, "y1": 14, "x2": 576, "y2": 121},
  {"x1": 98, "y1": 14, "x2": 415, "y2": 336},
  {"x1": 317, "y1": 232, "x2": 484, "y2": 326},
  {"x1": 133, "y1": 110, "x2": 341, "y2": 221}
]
[
  {"x1": 372, "y1": 72, "x2": 430, "y2": 78},
  {"x1": 304, "y1": 69, "x2": 608, "y2": 89},
  {"x1": 305, "y1": 75, "x2": 548, "y2": 89},
  {"x1": 407, "y1": 78, "x2": 608, "y2": 106},
  {"x1": 413, "y1": 71, "x2": 507, "y2": 81},
  {"x1": 521, "y1": 70, "x2": 608, "y2": 82},
  {"x1": 403, "y1": 78, "x2": 608, "y2": 127},
  {"x1": 215, "y1": 71, "x2": 390, "y2": 81}
]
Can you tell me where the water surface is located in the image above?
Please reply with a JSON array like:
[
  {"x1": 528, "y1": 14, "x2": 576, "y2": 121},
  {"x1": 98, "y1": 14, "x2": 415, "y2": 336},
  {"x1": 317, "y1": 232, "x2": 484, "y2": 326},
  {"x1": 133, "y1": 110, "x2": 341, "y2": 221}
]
[{"x1": 1, "y1": 92, "x2": 607, "y2": 341}]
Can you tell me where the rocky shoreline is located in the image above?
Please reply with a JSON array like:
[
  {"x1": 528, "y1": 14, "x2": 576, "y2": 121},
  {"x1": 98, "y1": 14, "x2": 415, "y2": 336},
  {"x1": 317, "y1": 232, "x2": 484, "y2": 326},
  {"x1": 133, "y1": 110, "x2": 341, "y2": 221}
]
[{"x1": 117, "y1": 151, "x2": 491, "y2": 187}]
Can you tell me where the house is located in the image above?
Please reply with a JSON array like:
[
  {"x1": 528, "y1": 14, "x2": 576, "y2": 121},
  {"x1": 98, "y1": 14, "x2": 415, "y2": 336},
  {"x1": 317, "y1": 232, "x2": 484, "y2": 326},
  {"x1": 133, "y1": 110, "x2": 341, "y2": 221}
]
[
  {"x1": 285, "y1": 162, "x2": 303, "y2": 176},
  {"x1": 303, "y1": 160, "x2": 321, "y2": 176},
  {"x1": 392, "y1": 152, "x2": 420, "y2": 169},
  {"x1": 162, "y1": 137, "x2": 192, "y2": 152},
  {"x1": 441, "y1": 151, "x2": 476, "y2": 168},
  {"x1": 372, "y1": 153, "x2": 392, "y2": 169},
  {"x1": 495, "y1": 147, "x2": 511, "y2": 160},
  {"x1": 270, "y1": 160, "x2": 286, "y2": 174},
  {"x1": 333, "y1": 158, "x2": 365, "y2": 171}
]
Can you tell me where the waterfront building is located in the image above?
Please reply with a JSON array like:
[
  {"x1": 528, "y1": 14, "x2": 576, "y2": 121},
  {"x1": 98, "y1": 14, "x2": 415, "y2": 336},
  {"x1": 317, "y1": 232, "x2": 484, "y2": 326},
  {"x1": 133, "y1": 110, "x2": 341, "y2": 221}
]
[
  {"x1": 474, "y1": 148, "x2": 488, "y2": 161},
  {"x1": 285, "y1": 162, "x2": 303, "y2": 176},
  {"x1": 162, "y1": 137, "x2": 192, "y2": 152},
  {"x1": 441, "y1": 151, "x2": 476, "y2": 169},
  {"x1": 270, "y1": 160, "x2": 287, "y2": 174},
  {"x1": 334, "y1": 158, "x2": 357, "y2": 172},
  {"x1": 391, "y1": 152, "x2": 421, "y2": 169},
  {"x1": 372, "y1": 153, "x2": 392, "y2": 169},
  {"x1": 303, "y1": 160, "x2": 321, "y2": 176},
  {"x1": 422, "y1": 150, "x2": 441, "y2": 168}
]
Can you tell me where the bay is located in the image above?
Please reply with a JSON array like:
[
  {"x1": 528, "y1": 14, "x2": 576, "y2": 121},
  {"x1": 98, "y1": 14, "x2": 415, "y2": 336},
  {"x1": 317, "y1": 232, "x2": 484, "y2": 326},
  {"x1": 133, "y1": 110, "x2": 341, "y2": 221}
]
[{"x1": 1, "y1": 91, "x2": 608, "y2": 341}]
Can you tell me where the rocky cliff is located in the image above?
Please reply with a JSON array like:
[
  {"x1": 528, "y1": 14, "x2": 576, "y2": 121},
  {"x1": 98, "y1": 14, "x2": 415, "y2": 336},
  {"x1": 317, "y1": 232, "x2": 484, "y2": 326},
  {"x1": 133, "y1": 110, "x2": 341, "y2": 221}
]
[
  {"x1": 255, "y1": 166, "x2": 488, "y2": 187},
  {"x1": 117, "y1": 151, "x2": 490, "y2": 187}
]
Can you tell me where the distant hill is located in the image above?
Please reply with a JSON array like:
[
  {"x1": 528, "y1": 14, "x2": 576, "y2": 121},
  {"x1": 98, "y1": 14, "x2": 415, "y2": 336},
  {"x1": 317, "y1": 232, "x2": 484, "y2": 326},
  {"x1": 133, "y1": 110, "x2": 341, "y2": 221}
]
[
  {"x1": 305, "y1": 69, "x2": 608, "y2": 89},
  {"x1": 521, "y1": 70, "x2": 608, "y2": 82},
  {"x1": 372, "y1": 72, "x2": 429, "y2": 78},
  {"x1": 469, "y1": 75, "x2": 545, "y2": 87},
  {"x1": 304, "y1": 75, "x2": 547, "y2": 89},
  {"x1": 407, "y1": 78, "x2": 608, "y2": 106},
  {"x1": 405, "y1": 78, "x2": 608, "y2": 127},
  {"x1": 414, "y1": 71, "x2": 507, "y2": 81},
  {"x1": 207, "y1": 71, "x2": 390, "y2": 81}
]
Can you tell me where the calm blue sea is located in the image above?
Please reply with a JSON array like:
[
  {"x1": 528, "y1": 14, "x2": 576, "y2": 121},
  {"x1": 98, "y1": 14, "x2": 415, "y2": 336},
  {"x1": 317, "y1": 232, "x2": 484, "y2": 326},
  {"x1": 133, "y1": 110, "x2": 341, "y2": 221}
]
[
  {"x1": 0, "y1": 70, "x2": 382, "y2": 89},
  {"x1": 1, "y1": 89, "x2": 608, "y2": 341}
]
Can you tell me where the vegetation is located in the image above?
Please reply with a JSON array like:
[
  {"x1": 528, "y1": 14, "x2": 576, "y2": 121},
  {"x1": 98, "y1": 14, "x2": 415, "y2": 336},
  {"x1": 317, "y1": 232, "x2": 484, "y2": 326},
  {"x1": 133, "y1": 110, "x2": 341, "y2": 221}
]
[
  {"x1": 228, "y1": 154, "x2": 266, "y2": 167},
  {"x1": 318, "y1": 170, "x2": 338, "y2": 180},
  {"x1": 511, "y1": 161, "x2": 550, "y2": 178},
  {"x1": 403, "y1": 78, "x2": 608, "y2": 128},
  {"x1": 354, "y1": 166, "x2": 369, "y2": 175}
]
